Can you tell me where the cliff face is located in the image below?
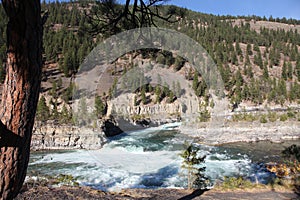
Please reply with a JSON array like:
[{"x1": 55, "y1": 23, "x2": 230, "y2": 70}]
[
  {"x1": 108, "y1": 101, "x2": 182, "y2": 120},
  {"x1": 106, "y1": 88, "x2": 201, "y2": 127},
  {"x1": 30, "y1": 94, "x2": 195, "y2": 150},
  {"x1": 31, "y1": 123, "x2": 107, "y2": 150}
]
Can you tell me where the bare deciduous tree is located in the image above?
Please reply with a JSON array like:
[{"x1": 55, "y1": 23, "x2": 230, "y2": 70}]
[{"x1": 86, "y1": 0, "x2": 183, "y2": 35}]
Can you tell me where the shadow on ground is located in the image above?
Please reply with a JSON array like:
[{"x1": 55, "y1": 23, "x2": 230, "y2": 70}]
[{"x1": 178, "y1": 189, "x2": 208, "y2": 200}]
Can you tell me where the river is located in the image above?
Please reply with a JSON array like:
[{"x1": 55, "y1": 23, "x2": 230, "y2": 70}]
[{"x1": 27, "y1": 123, "x2": 300, "y2": 191}]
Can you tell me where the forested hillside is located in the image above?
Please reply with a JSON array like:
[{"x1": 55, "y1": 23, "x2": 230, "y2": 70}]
[{"x1": 0, "y1": 1, "x2": 300, "y2": 123}]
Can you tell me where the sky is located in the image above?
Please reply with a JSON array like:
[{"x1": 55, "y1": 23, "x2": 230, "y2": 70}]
[
  {"x1": 47, "y1": 0, "x2": 300, "y2": 20},
  {"x1": 166, "y1": 0, "x2": 300, "y2": 20}
]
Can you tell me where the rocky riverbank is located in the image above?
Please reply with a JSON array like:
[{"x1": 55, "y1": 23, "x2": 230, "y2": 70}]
[
  {"x1": 31, "y1": 119, "x2": 300, "y2": 151},
  {"x1": 179, "y1": 121, "x2": 300, "y2": 145}
]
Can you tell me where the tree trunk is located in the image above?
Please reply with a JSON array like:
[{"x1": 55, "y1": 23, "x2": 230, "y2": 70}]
[{"x1": 0, "y1": 1, "x2": 42, "y2": 199}]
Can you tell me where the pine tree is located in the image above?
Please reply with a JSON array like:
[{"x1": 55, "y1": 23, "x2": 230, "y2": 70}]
[
  {"x1": 253, "y1": 42, "x2": 260, "y2": 52},
  {"x1": 235, "y1": 41, "x2": 242, "y2": 56},
  {"x1": 133, "y1": 95, "x2": 138, "y2": 106},
  {"x1": 263, "y1": 65, "x2": 269, "y2": 80},
  {"x1": 50, "y1": 98, "x2": 59, "y2": 119},
  {"x1": 167, "y1": 91, "x2": 175, "y2": 103},
  {"x1": 94, "y1": 95, "x2": 106, "y2": 118},
  {"x1": 235, "y1": 69, "x2": 243, "y2": 87},
  {"x1": 278, "y1": 79, "x2": 287, "y2": 99},
  {"x1": 141, "y1": 87, "x2": 147, "y2": 104},
  {"x1": 156, "y1": 53, "x2": 166, "y2": 65},
  {"x1": 60, "y1": 104, "x2": 71, "y2": 124},
  {"x1": 192, "y1": 72, "x2": 199, "y2": 92},
  {"x1": 296, "y1": 57, "x2": 300, "y2": 81},
  {"x1": 36, "y1": 96, "x2": 50, "y2": 122},
  {"x1": 50, "y1": 81, "x2": 58, "y2": 99},
  {"x1": 174, "y1": 56, "x2": 185, "y2": 71},
  {"x1": 231, "y1": 51, "x2": 238, "y2": 65},
  {"x1": 282, "y1": 61, "x2": 287, "y2": 80},
  {"x1": 287, "y1": 61, "x2": 293, "y2": 80},
  {"x1": 155, "y1": 85, "x2": 161, "y2": 103},
  {"x1": 245, "y1": 52, "x2": 250, "y2": 65},
  {"x1": 246, "y1": 43, "x2": 253, "y2": 55},
  {"x1": 180, "y1": 143, "x2": 209, "y2": 190},
  {"x1": 253, "y1": 48, "x2": 262, "y2": 68}
]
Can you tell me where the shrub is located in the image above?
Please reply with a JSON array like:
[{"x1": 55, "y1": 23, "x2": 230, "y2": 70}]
[
  {"x1": 221, "y1": 176, "x2": 256, "y2": 189},
  {"x1": 260, "y1": 114, "x2": 268, "y2": 123},
  {"x1": 54, "y1": 174, "x2": 79, "y2": 186},
  {"x1": 267, "y1": 112, "x2": 278, "y2": 122},
  {"x1": 287, "y1": 109, "x2": 296, "y2": 119},
  {"x1": 232, "y1": 112, "x2": 256, "y2": 122},
  {"x1": 280, "y1": 114, "x2": 288, "y2": 122}
]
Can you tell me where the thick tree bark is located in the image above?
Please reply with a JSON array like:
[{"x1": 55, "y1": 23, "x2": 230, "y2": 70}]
[{"x1": 0, "y1": 1, "x2": 42, "y2": 199}]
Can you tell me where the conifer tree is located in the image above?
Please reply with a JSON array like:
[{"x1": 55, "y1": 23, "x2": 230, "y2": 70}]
[
  {"x1": 95, "y1": 95, "x2": 106, "y2": 118},
  {"x1": 141, "y1": 86, "x2": 147, "y2": 104},
  {"x1": 192, "y1": 72, "x2": 199, "y2": 92},
  {"x1": 60, "y1": 104, "x2": 71, "y2": 124},
  {"x1": 263, "y1": 65, "x2": 269, "y2": 80},
  {"x1": 180, "y1": 143, "x2": 209, "y2": 190},
  {"x1": 36, "y1": 96, "x2": 50, "y2": 122},
  {"x1": 287, "y1": 61, "x2": 293, "y2": 80},
  {"x1": 282, "y1": 61, "x2": 287, "y2": 80},
  {"x1": 246, "y1": 44, "x2": 253, "y2": 55},
  {"x1": 296, "y1": 57, "x2": 300, "y2": 81}
]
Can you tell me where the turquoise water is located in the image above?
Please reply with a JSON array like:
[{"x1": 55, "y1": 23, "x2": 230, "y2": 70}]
[{"x1": 28, "y1": 124, "x2": 300, "y2": 191}]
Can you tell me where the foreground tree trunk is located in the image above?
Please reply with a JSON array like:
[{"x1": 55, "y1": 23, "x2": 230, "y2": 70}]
[{"x1": 0, "y1": 1, "x2": 42, "y2": 199}]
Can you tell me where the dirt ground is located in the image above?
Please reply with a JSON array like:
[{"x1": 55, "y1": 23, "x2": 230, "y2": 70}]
[{"x1": 15, "y1": 186, "x2": 299, "y2": 200}]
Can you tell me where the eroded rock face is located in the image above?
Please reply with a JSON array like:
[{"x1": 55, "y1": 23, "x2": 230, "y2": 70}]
[
  {"x1": 108, "y1": 101, "x2": 183, "y2": 123},
  {"x1": 31, "y1": 123, "x2": 107, "y2": 150}
]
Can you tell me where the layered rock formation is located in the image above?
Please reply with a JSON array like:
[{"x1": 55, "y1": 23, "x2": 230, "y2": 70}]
[{"x1": 31, "y1": 122, "x2": 107, "y2": 150}]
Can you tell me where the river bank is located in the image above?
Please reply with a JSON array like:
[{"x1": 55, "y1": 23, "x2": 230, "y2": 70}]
[
  {"x1": 26, "y1": 124, "x2": 300, "y2": 199},
  {"x1": 31, "y1": 120, "x2": 300, "y2": 150},
  {"x1": 180, "y1": 121, "x2": 300, "y2": 145}
]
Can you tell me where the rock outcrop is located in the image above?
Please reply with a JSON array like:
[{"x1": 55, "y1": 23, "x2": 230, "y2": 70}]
[{"x1": 31, "y1": 122, "x2": 107, "y2": 150}]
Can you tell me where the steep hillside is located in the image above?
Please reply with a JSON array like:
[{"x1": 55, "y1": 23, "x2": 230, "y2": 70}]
[{"x1": 0, "y1": 1, "x2": 300, "y2": 125}]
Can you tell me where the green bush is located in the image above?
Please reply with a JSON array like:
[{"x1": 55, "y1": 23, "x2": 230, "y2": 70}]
[
  {"x1": 260, "y1": 114, "x2": 268, "y2": 123},
  {"x1": 268, "y1": 112, "x2": 278, "y2": 122},
  {"x1": 232, "y1": 112, "x2": 256, "y2": 122},
  {"x1": 287, "y1": 110, "x2": 296, "y2": 119},
  {"x1": 199, "y1": 108, "x2": 211, "y2": 122},
  {"x1": 280, "y1": 114, "x2": 288, "y2": 121},
  {"x1": 244, "y1": 113, "x2": 256, "y2": 122},
  {"x1": 54, "y1": 174, "x2": 79, "y2": 186},
  {"x1": 221, "y1": 176, "x2": 256, "y2": 189}
]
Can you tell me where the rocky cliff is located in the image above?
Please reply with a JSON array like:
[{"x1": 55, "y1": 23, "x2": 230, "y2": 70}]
[{"x1": 31, "y1": 122, "x2": 107, "y2": 150}]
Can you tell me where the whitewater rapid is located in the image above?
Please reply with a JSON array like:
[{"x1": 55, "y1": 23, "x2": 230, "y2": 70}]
[{"x1": 28, "y1": 123, "x2": 272, "y2": 191}]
